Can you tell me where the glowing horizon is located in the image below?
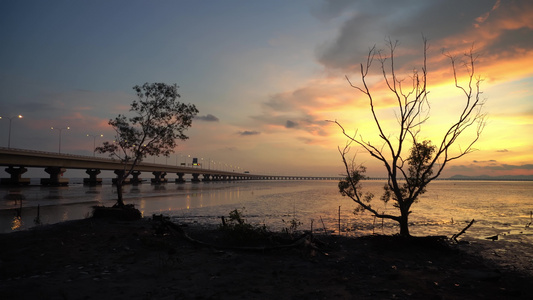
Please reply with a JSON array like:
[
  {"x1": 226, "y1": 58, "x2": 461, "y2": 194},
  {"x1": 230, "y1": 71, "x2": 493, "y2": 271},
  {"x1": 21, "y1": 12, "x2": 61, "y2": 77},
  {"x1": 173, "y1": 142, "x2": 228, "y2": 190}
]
[{"x1": 0, "y1": 0, "x2": 532, "y2": 178}]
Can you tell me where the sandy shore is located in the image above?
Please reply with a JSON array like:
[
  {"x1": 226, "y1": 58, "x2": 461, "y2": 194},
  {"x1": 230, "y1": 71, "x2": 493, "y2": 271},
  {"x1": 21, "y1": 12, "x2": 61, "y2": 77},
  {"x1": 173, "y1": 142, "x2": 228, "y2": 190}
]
[{"x1": 1, "y1": 217, "x2": 532, "y2": 299}]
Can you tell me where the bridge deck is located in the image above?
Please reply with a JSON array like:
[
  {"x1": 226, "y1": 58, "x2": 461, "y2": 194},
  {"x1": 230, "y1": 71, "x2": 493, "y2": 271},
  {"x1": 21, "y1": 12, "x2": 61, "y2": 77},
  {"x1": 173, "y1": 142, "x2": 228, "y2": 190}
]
[{"x1": 0, "y1": 148, "x2": 343, "y2": 185}]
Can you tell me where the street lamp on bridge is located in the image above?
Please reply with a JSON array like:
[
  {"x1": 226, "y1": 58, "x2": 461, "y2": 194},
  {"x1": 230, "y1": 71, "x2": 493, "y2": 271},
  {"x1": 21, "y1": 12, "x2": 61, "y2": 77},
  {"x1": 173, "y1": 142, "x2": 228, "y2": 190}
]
[
  {"x1": 51, "y1": 126, "x2": 70, "y2": 153},
  {"x1": 87, "y1": 134, "x2": 103, "y2": 157},
  {"x1": 0, "y1": 115, "x2": 23, "y2": 149}
]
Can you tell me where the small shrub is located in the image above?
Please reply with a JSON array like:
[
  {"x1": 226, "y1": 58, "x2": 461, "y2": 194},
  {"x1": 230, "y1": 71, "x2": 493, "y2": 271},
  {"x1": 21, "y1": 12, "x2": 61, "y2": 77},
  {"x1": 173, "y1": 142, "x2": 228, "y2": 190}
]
[
  {"x1": 219, "y1": 208, "x2": 269, "y2": 244},
  {"x1": 282, "y1": 217, "x2": 302, "y2": 237}
]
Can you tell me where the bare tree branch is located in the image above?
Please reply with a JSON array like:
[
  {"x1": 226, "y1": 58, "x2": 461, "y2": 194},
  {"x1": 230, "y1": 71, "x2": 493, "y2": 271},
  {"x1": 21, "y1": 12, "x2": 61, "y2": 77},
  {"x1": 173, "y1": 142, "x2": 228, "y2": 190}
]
[{"x1": 332, "y1": 37, "x2": 485, "y2": 236}]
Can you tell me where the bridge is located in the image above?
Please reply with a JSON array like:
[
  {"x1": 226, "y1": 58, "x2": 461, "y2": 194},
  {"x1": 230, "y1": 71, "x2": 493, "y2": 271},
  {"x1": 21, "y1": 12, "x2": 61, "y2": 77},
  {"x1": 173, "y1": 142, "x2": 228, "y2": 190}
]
[{"x1": 0, "y1": 148, "x2": 343, "y2": 186}]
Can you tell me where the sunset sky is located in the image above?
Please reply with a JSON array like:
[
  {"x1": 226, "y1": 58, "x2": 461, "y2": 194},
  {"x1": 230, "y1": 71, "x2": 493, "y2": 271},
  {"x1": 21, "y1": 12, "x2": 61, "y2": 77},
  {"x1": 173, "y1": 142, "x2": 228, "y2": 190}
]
[{"x1": 1, "y1": 0, "x2": 532, "y2": 178}]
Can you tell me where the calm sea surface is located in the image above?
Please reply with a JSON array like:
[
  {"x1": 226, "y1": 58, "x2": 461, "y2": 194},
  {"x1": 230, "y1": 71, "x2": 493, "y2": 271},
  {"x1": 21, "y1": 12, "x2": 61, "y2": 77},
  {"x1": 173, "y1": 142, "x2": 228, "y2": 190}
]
[{"x1": 1, "y1": 179, "x2": 532, "y2": 245}]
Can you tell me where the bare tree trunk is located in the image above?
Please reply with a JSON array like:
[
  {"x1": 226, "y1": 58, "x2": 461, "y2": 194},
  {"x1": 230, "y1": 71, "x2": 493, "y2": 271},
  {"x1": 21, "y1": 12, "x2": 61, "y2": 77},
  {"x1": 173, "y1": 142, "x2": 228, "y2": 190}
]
[
  {"x1": 399, "y1": 213, "x2": 410, "y2": 237},
  {"x1": 116, "y1": 180, "x2": 125, "y2": 208}
]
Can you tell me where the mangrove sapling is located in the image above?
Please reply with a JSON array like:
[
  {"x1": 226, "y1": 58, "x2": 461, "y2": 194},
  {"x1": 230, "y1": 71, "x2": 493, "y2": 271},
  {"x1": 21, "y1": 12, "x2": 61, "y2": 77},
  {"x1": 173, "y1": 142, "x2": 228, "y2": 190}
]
[
  {"x1": 320, "y1": 216, "x2": 328, "y2": 235},
  {"x1": 282, "y1": 203, "x2": 302, "y2": 237},
  {"x1": 282, "y1": 200, "x2": 302, "y2": 236}
]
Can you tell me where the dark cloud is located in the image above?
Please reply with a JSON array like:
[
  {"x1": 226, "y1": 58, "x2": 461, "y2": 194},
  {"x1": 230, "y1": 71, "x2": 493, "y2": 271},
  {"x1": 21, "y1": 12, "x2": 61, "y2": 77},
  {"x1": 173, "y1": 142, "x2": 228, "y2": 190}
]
[
  {"x1": 251, "y1": 83, "x2": 348, "y2": 137},
  {"x1": 251, "y1": 113, "x2": 329, "y2": 136},
  {"x1": 238, "y1": 130, "x2": 260, "y2": 136},
  {"x1": 451, "y1": 163, "x2": 533, "y2": 172},
  {"x1": 496, "y1": 149, "x2": 509, "y2": 153},
  {"x1": 195, "y1": 114, "x2": 219, "y2": 122},
  {"x1": 476, "y1": 1, "x2": 533, "y2": 56},
  {"x1": 285, "y1": 120, "x2": 298, "y2": 128},
  {"x1": 297, "y1": 137, "x2": 314, "y2": 145},
  {"x1": 314, "y1": 0, "x2": 511, "y2": 71},
  {"x1": 473, "y1": 160, "x2": 497, "y2": 163},
  {"x1": 486, "y1": 164, "x2": 533, "y2": 171}
]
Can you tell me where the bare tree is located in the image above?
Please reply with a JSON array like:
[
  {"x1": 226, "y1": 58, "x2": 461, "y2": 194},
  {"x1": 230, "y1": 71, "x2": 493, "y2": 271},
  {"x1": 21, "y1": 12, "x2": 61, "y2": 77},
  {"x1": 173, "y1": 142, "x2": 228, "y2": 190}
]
[
  {"x1": 97, "y1": 83, "x2": 198, "y2": 208},
  {"x1": 330, "y1": 38, "x2": 485, "y2": 236}
]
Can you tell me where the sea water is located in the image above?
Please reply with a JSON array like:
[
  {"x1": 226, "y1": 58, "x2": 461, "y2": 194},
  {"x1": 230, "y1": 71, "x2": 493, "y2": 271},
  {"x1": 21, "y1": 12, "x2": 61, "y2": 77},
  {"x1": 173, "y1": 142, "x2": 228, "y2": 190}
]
[{"x1": 1, "y1": 180, "x2": 532, "y2": 245}]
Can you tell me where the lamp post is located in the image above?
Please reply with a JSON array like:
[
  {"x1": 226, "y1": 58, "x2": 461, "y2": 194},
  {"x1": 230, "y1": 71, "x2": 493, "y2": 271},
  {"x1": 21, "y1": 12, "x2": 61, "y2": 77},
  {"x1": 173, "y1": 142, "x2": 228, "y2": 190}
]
[
  {"x1": 51, "y1": 126, "x2": 70, "y2": 153},
  {"x1": 87, "y1": 134, "x2": 103, "y2": 157},
  {"x1": 0, "y1": 115, "x2": 23, "y2": 149}
]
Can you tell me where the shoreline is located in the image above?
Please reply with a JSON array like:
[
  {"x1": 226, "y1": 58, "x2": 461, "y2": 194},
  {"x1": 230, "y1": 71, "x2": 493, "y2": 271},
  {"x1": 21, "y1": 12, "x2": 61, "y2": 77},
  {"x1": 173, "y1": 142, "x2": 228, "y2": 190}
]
[{"x1": 1, "y1": 217, "x2": 532, "y2": 299}]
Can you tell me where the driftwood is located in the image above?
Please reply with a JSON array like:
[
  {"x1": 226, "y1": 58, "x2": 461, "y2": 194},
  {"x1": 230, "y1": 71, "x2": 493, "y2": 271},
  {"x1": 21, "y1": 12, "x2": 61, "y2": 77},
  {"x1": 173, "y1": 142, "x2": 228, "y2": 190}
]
[
  {"x1": 451, "y1": 219, "x2": 475, "y2": 243},
  {"x1": 159, "y1": 219, "x2": 327, "y2": 254}
]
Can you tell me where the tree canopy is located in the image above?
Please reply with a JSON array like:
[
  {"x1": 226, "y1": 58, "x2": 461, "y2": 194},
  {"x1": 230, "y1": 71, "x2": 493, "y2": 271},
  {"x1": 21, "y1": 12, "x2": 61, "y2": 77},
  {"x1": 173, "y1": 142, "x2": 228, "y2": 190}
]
[{"x1": 97, "y1": 83, "x2": 199, "y2": 207}]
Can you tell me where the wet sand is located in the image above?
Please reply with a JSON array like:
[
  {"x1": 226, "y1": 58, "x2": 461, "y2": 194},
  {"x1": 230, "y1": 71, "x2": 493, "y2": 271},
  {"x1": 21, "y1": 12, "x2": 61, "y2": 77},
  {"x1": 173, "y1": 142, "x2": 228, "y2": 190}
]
[{"x1": 1, "y1": 217, "x2": 532, "y2": 299}]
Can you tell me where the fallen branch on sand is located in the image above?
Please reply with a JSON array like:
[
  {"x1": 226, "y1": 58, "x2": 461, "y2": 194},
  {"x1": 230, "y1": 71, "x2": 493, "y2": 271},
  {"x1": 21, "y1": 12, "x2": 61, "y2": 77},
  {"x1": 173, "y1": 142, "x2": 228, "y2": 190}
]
[
  {"x1": 451, "y1": 219, "x2": 475, "y2": 243},
  {"x1": 159, "y1": 219, "x2": 327, "y2": 255}
]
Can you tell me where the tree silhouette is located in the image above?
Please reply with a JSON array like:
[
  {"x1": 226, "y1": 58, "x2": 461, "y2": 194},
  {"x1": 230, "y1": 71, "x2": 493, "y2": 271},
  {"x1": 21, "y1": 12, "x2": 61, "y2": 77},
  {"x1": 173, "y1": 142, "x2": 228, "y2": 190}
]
[
  {"x1": 330, "y1": 38, "x2": 485, "y2": 236},
  {"x1": 97, "y1": 83, "x2": 198, "y2": 207}
]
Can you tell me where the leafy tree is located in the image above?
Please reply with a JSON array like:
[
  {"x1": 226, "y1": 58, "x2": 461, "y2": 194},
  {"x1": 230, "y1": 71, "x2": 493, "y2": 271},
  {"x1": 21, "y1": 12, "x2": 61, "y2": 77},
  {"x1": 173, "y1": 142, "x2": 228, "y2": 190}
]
[
  {"x1": 97, "y1": 83, "x2": 198, "y2": 207},
  {"x1": 330, "y1": 38, "x2": 485, "y2": 236}
]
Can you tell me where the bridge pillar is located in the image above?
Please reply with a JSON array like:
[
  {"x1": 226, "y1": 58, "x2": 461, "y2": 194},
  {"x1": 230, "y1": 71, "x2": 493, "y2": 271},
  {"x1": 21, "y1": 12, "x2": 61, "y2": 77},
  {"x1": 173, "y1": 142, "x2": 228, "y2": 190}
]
[
  {"x1": 202, "y1": 174, "x2": 211, "y2": 182},
  {"x1": 191, "y1": 173, "x2": 201, "y2": 183},
  {"x1": 112, "y1": 170, "x2": 131, "y2": 185},
  {"x1": 41, "y1": 167, "x2": 69, "y2": 186},
  {"x1": 83, "y1": 168, "x2": 102, "y2": 186},
  {"x1": 151, "y1": 171, "x2": 168, "y2": 184},
  {"x1": 175, "y1": 172, "x2": 186, "y2": 183},
  {"x1": 131, "y1": 170, "x2": 142, "y2": 185},
  {"x1": 1, "y1": 166, "x2": 31, "y2": 186}
]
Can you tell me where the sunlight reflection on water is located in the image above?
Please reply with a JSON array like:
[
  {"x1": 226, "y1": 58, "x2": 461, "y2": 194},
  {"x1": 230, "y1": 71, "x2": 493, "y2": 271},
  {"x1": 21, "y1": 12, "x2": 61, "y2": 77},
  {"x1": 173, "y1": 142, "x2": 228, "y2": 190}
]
[{"x1": 1, "y1": 180, "x2": 532, "y2": 246}]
